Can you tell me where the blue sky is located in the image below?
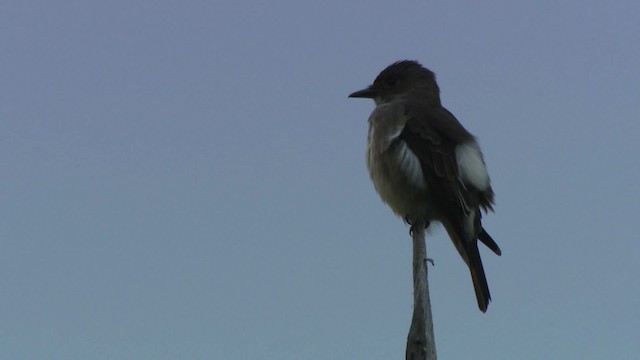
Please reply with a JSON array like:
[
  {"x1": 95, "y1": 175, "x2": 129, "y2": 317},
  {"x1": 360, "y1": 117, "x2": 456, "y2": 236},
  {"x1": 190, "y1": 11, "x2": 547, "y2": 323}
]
[{"x1": 2, "y1": 1, "x2": 639, "y2": 359}]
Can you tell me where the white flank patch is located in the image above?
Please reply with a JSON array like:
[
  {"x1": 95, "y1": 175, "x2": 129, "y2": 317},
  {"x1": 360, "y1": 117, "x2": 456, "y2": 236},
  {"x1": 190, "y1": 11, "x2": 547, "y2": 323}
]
[
  {"x1": 455, "y1": 142, "x2": 489, "y2": 191},
  {"x1": 396, "y1": 142, "x2": 426, "y2": 189}
]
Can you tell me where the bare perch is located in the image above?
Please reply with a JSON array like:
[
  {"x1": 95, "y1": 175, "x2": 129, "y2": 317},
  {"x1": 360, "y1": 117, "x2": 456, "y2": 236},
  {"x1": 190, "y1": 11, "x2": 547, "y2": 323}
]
[{"x1": 406, "y1": 222, "x2": 437, "y2": 360}]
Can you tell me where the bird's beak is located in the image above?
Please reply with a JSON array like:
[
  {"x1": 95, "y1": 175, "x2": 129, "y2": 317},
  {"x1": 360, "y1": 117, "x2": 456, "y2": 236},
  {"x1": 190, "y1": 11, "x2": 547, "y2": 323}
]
[{"x1": 348, "y1": 85, "x2": 377, "y2": 99}]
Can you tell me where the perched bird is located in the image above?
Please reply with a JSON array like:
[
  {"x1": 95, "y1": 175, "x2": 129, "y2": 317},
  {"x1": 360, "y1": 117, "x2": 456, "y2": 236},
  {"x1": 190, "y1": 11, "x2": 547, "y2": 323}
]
[{"x1": 349, "y1": 60, "x2": 501, "y2": 312}]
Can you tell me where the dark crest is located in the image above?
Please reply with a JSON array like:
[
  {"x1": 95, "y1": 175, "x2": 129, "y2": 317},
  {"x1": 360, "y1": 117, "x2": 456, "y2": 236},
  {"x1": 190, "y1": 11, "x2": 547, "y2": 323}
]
[{"x1": 373, "y1": 60, "x2": 436, "y2": 87}]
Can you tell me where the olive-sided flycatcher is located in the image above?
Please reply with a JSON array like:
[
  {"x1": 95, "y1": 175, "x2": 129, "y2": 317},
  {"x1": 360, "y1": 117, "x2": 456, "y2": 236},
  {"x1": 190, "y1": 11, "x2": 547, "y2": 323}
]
[{"x1": 349, "y1": 60, "x2": 501, "y2": 312}]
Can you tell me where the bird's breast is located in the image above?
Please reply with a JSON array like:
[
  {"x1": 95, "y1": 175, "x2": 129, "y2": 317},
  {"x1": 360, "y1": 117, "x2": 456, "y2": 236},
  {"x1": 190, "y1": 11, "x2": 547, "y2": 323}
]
[{"x1": 366, "y1": 136, "x2": 432, "y2": 219}]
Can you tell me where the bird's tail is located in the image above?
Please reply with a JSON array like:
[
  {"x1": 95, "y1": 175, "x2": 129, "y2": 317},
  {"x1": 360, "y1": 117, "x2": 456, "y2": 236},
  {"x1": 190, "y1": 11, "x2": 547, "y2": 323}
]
[
  {"x1": 479, "y1": 228, "x2": 501, "y2": 256},
  {"x1": 443, "y1": 222, "x2": 498, "y2": 312},
  {"x1": 467, "y1": 242, "x2": 491, "y2": 312}
]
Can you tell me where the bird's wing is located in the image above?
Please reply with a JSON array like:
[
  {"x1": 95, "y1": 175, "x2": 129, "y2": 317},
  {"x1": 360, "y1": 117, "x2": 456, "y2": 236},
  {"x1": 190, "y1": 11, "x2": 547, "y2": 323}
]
[
  {"x1": 400, "y1": 104, "x2": 499, "y2": 312},
  {"x1": 399, "y1": 104, "x2": 476, "y2": 217}
]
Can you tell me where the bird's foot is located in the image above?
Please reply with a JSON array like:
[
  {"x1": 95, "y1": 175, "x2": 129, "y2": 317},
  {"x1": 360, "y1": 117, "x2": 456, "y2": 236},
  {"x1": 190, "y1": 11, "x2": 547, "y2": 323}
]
[{"x1": 406, "y1": 216, "x2": 429, "y2": 236}]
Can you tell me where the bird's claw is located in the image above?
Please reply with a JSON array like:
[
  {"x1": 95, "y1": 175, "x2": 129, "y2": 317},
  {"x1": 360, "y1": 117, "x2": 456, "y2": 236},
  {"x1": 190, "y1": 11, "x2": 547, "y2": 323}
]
[{"x1": 406, "y1": 216, "x2": 429, "y2": 236}]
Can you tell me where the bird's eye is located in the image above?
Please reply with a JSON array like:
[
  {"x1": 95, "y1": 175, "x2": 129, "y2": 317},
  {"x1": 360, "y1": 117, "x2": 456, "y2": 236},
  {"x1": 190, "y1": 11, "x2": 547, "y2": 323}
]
[{"x1": 386, "y1": 76, "x2": 398, "y2": 86}]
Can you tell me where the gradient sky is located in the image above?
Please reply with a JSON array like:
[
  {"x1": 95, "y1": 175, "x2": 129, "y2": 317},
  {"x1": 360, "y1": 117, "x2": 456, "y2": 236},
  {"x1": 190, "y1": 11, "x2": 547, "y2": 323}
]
[{"x1": 2, "y1": 1, "x2": 639, "y2": 359}]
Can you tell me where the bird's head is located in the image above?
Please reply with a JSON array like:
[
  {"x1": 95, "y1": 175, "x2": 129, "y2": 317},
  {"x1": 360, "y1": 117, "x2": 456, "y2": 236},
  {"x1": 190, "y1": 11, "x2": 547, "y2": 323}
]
[{"x1": 349, "y1": 60, "x2": 441, "y2": 106}]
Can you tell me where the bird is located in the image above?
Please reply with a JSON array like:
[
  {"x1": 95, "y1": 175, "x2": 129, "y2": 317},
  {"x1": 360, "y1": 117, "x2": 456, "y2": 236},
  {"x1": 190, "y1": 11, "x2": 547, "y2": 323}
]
[{"x1": 349, "y1": 60, "x2": 501, "y2": 312}]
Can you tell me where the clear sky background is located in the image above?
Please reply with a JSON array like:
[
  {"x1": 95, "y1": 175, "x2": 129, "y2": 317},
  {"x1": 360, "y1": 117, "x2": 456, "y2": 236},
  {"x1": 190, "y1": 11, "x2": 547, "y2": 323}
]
[{"x1": 2, "y1": 1, "x2": 639, "y2": 359}]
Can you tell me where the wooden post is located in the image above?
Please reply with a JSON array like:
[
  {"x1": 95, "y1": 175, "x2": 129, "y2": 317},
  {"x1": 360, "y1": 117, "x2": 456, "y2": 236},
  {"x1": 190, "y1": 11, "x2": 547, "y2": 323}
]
[{"x1": 405, "y1": 222, "x2": 437, "y2": 360}]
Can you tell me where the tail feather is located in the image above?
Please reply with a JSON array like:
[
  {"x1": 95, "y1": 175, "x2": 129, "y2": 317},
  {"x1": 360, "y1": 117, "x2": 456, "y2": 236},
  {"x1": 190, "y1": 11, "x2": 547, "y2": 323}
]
[
  {"x1": 443, "y1": 220, "x2": 498, "y2": 312},
  {"x1": 479, "y1": 228, "x2": 501, "y2": 256},
  {"x1": 468, "y1": 243, "x2": 491, "y2": 312}
]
